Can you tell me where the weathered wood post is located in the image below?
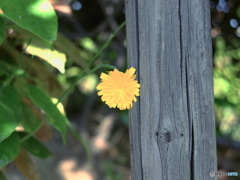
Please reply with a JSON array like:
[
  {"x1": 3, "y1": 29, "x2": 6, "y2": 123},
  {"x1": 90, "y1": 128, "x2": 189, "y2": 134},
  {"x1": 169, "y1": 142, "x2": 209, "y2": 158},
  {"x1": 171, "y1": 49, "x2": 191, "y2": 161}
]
[{"x1": 126, "y1": 0, "x2": 217, "y2": 179}]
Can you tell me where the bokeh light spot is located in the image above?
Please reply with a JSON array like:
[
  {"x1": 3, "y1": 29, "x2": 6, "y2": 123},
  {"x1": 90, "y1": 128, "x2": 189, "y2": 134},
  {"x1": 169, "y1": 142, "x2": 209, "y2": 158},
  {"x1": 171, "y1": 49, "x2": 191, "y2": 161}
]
[
  {"x1": 72, "y1": 1, "x2": 82, "y2": 11},
  {"x1": 230, "y1": 19, "x2": 238, "y2": 28}
]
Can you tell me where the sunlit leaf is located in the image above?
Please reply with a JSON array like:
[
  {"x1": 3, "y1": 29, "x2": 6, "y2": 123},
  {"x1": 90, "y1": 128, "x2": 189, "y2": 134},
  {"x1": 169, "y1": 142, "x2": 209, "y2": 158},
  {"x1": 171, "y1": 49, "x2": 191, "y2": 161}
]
[
  {"x1": 214, "y1": 77, "x2": 230, "y2": 98},
  {"x1": 25, "y1": 44, "x2": 66, "y2": 73},
  {"x1": 0, "y1": 132, "x2": 20, "y2": 168},
  {"x1": 0, "y1": 0, "x2": 57, "y2": 41}
]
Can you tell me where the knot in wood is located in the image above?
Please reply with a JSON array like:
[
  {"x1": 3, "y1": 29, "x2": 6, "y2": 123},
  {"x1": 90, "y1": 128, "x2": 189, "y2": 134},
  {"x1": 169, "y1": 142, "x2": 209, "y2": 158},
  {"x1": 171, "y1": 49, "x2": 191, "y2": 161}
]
[{"x1": 163, "y1": 131, "x2": 172, "y2": 143}]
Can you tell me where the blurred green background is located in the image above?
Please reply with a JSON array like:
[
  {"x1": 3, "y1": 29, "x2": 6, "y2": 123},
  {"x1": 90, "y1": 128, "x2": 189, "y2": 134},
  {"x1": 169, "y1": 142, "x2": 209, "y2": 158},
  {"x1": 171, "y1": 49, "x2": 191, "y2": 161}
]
[{"x1": 1, "y1": 0, "x2": 240, "y2": 179}]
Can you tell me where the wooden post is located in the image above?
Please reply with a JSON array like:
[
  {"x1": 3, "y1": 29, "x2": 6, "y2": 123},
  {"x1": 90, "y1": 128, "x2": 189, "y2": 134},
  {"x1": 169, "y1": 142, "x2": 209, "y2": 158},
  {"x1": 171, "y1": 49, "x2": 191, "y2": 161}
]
[{"x1": 126, "y1": 0, "x2": 217, "y2": 179}]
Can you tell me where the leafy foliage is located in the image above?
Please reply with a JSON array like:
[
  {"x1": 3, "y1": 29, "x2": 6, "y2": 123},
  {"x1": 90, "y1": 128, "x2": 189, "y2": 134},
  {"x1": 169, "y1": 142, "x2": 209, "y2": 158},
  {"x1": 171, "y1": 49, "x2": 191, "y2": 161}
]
[
  {"x1": 0, "y1": 0, "x2": 71, "y2": 178},
  {"x1": 0, "y1": 0, "x2": 124, "y2": 178},
  {"x1": 211, "y1": 0, "x2": 240, "y2": 141}
]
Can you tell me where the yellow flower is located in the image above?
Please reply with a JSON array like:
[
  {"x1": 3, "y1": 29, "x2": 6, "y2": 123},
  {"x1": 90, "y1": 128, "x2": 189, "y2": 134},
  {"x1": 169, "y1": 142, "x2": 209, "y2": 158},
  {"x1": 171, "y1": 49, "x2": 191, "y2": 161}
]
[{"x1": 96, "y1": 67, "x2": 140, "y2": 110}]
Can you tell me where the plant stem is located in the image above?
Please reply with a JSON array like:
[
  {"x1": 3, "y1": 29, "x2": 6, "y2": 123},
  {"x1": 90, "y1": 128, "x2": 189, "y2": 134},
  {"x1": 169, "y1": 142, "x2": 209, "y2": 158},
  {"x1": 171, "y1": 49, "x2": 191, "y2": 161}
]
[{"x1": 20, "y1": 116, "x2": 47, "y2": 143}]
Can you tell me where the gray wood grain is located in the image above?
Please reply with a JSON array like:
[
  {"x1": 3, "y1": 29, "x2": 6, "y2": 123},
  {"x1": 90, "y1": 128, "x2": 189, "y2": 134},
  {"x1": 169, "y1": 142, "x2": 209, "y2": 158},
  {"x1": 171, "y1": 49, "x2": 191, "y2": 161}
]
[{"x1": 125, "y1": 0, "x2": 217, "y2": 179}]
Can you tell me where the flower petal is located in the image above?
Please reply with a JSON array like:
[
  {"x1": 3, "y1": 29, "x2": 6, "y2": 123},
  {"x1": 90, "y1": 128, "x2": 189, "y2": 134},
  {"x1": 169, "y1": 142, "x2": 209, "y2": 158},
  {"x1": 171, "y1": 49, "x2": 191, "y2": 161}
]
[
  {"x1": 126, "y1": 67, "x2": 136, "y2": 77},
  {"x1": 96, "y1": 67, "x2": 140, "y2": 110},
  {"x1": 100, "y1": 73, "x2": 108, "y2": 80}
]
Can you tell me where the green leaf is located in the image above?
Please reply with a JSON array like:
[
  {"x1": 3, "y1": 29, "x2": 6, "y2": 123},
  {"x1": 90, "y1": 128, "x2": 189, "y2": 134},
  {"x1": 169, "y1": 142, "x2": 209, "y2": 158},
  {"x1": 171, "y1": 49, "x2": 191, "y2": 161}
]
[
  {"x1": 18, "y1": 132, "x2": 52, "y2": 159},
  {"x1": 0, "y1": 87, "x2": 22, "y2": 142},
  {"x1": 26, "y1": 85, "x2": 67, "y2": 143},
  {"x1": 0, "y1": 170, "x2": 7, "y2": 180},
  {"x1": 0, "y1": 132, "x2": 20, "y2": 168},
  {"x1": 0, "y1": 61, "x2": 15, "y2": 77},
  {"x1": 0, "y1": 0, "x2": 57, "y2": 41},
  {"x1": 20, "y1": 102, "x2": 40, "y2": 133},
  {"x1": 0, "y1": 16, "x2": 5, "y2": 44}
]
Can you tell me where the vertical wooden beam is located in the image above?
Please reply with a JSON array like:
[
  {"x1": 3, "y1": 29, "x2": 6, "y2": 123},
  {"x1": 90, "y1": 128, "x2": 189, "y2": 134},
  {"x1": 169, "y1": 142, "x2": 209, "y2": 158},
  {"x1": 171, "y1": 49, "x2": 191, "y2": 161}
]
[{"x1": 126, "y1": 0, "x2": 217, "y2": 179}]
